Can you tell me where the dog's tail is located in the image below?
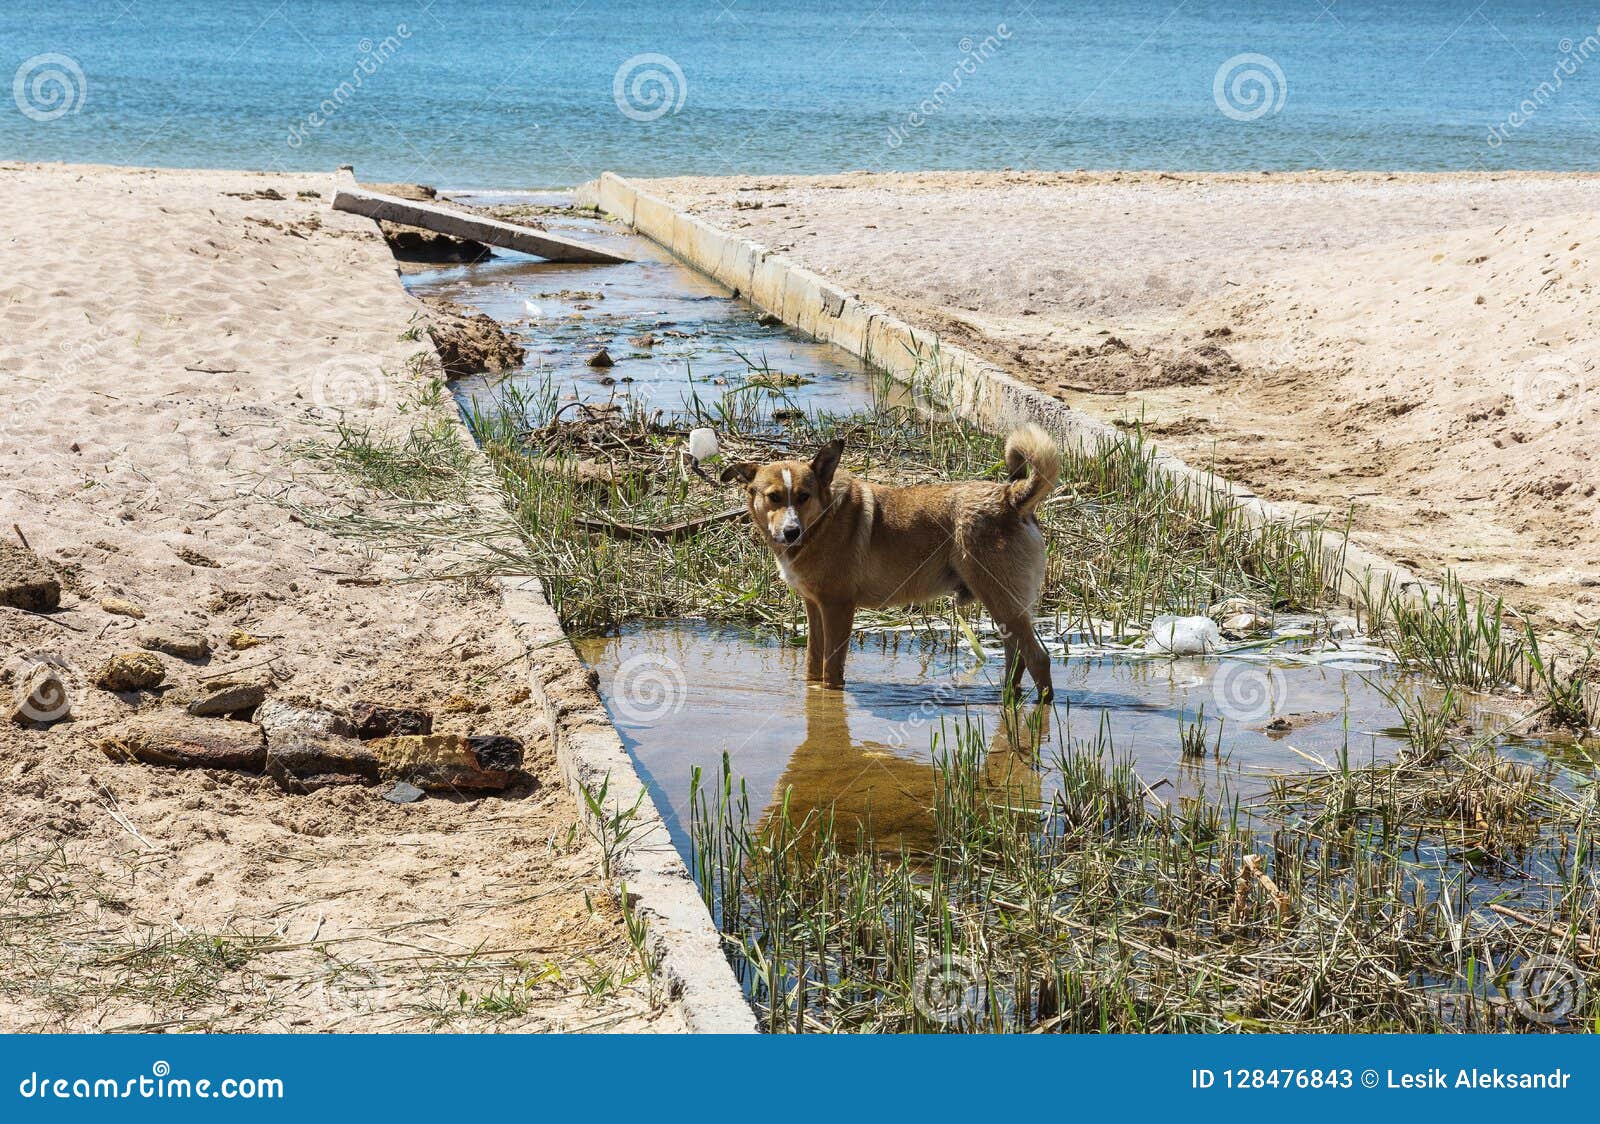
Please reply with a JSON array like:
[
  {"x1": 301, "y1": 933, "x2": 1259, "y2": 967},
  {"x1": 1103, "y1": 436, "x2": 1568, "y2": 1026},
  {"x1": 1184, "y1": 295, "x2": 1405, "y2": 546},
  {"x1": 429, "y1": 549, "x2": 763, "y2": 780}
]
[{"x1": 1004, "y1": 423, "x2": 1060, "y2": 517}]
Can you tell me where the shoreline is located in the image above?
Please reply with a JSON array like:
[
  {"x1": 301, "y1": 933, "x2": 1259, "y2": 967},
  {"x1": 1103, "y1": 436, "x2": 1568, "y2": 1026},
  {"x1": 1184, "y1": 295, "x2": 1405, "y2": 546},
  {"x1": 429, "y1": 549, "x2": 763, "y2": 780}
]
[{"x1": 17, "y1": 158, "x2": 1600, "y2": 195}]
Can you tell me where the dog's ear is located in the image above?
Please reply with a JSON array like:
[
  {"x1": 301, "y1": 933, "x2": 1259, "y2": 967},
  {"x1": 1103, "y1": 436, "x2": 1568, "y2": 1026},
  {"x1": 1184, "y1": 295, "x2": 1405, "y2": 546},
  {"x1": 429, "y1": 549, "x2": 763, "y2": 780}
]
[
  {"x1": 811, "y1": 438, "x2": 845, "y2": 489},
  {"x1": 719, "y1": 462, "x2": 758, "y2": 485}
]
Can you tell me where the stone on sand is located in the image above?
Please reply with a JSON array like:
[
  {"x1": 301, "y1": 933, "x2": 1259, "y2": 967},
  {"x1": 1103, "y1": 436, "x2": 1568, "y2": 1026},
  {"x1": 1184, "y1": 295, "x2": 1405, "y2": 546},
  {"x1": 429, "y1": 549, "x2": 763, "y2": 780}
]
[
  {"x1": 186, "y1": 681, "x2": 267, "y2": 717},
  {"x1": 350, "y1": 700, "x2": 433, "y2": 739},
  {"x1": 100, "y1": 712, "x2": 266, "y2": 771},
  {"x1": 366, "y1": 734, "x2": 523, "y2": 792},
  {"x1": 0, "y1": 541, "x2": 60, "y2": 611},
  {"x1": 93, "y1": 651, "x2": 166, "y2": 692},
  {"x1": 138, "y1": 629, "x2": 212, "y2": 661},
  {"x1": 100, "y1": 597, "x2": 146, "y2": 619},
  {"x1": 258, "y1": 700, "x2": 375, "y2": 788},
  {"x1": 8, "y1": 660, "x2": 72, "y2": 727}
]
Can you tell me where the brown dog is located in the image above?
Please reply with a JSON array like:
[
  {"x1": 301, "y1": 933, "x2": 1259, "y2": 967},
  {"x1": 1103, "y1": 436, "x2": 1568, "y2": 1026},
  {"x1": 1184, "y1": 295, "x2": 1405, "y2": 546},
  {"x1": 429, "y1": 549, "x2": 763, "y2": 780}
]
[{"x1": 721, "y1": 424, "x2": 1059, "y2": 700}]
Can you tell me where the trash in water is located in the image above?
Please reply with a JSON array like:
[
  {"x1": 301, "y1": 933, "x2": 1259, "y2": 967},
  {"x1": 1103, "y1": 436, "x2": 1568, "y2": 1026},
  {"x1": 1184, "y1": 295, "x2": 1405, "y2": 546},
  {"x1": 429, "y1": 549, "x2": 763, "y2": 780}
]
[
  {"x1": 1144, "y1": 615, "x2": 1223, "y2": 655},
  {"x1": 687, "y1": 427, "x2": 719, "y2": 461}
]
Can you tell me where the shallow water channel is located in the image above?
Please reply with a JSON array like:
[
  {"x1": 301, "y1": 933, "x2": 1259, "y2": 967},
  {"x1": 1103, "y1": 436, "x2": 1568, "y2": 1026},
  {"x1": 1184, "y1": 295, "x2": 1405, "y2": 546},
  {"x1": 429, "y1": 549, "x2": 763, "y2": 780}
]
[{"x1": 406, "y1": 195, "x2": 1539, "y2": 858}]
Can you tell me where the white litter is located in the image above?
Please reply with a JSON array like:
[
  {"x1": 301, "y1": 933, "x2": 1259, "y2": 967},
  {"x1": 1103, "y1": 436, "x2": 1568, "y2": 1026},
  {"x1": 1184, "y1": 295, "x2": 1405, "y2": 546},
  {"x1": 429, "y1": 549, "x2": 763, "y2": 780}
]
[
  {"x1": 1144, "y1": 615, "x2": 1223, "y2": 656},
  {"x1": 687, "y1": 427, "x2": 720, "y2": 461}
]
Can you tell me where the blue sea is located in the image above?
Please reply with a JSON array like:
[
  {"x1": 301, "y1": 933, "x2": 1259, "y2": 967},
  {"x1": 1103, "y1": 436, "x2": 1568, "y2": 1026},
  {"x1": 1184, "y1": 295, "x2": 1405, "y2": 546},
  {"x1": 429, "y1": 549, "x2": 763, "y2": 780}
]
[{"x1": 4, "y1": 0, "x2": 1600, "y2": 186}]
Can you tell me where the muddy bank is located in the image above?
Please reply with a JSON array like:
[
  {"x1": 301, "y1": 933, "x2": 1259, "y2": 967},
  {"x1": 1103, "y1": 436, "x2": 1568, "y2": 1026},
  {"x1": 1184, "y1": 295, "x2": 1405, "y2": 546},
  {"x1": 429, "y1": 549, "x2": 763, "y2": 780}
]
[{"x1": 418, "y1": 294, "x2": 527, "y2": 376}]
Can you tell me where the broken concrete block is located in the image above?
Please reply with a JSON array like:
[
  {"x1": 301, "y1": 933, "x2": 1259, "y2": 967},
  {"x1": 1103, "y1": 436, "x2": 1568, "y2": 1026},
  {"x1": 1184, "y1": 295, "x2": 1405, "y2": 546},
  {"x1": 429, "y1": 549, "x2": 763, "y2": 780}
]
[
  {"x1": 350, "y1": 700, "x2": 433, "y2": 739},
  {"x1": 93, "y1": 652, "x2": 165, "y2": 692},
  {"x1": 100, "y1": 597, "x2": 145, "y2": 619},
  {"x1": 138, "y1": 630, "x2": 211, "y2": 661},
  {"x1": 257, "y1": 699, "x2": 354, "y2": 740},
  {"x1": 265, "y1": 735, "x2": 381, "y2": 788},
  {"x1": 100, "y1": 712, "x2": 265, "y2": 770},
  {"x1": 367, "y1": 734, "x2": 523, "y2": 792},
  {"x1": 186, "y1": 681, "x2": 267, "y2": 717},
  {"x1": 0, "y1": 541, "x2": 60, "y2": 611},
  {"x1": 259, "y1": 700, "x2": 377, "y2": 789}
]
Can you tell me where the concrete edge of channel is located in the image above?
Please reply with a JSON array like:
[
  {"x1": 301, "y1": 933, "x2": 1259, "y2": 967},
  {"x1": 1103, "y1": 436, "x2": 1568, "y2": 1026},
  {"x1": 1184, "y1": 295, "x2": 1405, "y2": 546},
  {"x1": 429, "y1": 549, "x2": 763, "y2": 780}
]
[
  {"x1": 494, "y1": 574, "x2": 760, "y2": 1034},
  {"x1": 577, "y1": 170, "x2": 1599, "y2": 726},
  {"x1": 337, "y1": 168, "x2": 758, "y2": 1034}
]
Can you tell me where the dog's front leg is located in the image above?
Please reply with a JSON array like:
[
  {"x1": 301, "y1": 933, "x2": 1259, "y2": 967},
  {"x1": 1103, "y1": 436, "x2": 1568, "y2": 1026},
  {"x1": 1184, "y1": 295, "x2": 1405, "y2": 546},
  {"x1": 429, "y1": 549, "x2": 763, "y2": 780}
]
[
  {"x1": 819, "y1": 600, "x2": 856, "y2": 689},
  {"x1": 802, "y1": 599, "x2": 825, "y2": 682}
]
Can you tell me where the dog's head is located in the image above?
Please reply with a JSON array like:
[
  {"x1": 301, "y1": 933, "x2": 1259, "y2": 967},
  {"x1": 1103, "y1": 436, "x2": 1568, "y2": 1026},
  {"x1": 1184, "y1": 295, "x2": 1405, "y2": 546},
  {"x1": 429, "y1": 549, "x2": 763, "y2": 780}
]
[{"x1": 720, "y1": 438, "x2": 844, "y2": 549}]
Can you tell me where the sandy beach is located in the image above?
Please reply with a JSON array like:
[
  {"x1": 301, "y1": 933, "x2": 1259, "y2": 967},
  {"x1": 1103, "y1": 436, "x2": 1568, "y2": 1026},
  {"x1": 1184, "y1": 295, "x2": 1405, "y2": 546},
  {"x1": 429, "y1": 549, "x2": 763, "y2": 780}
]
[
  {"x1": 0, "y1": 163, "x2": 677, "y2": 1032},
  {"x1": 647, "y1": 170, "x2": 1600, "y2": 652}
]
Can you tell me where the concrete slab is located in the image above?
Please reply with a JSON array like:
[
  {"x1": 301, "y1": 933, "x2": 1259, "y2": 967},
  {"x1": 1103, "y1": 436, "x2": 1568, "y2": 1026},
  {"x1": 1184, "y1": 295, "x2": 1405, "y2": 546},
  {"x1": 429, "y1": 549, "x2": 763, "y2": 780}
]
[{"x1": 332, "y1": 169, "x2": 629, "y2": 264}]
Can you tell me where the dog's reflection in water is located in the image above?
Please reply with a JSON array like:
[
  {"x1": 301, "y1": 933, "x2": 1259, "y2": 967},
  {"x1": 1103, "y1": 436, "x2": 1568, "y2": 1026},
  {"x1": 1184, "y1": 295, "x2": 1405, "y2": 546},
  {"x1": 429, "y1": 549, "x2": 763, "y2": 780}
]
[{"x1": 758, "y1": 686, "x2": 1050, "y2": 852}]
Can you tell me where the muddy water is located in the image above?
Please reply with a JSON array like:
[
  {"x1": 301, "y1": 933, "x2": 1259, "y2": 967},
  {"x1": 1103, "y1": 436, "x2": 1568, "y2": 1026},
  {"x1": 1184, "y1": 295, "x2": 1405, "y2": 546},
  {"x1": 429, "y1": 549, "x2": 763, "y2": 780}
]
[
  {"x1": 576, "y1": 623, "x2": 1550, "y2": 855},
  {"x1": 406, "y1": 198, "x2": 1539, "y2": 860}
]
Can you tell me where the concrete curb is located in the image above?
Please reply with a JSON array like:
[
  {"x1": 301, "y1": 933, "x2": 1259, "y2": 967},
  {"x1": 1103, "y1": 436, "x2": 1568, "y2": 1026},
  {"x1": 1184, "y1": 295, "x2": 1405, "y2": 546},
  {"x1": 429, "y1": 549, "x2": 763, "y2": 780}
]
[
  {"x1": 345, "y1": 166, "x2": 759, "y2": 1033},
  {"x1": 578, "y1": 171, "x2": 1599, "y2": 725},
  {"x1": 494, "y1": 575, "x2": 759, "y2": 1033}
]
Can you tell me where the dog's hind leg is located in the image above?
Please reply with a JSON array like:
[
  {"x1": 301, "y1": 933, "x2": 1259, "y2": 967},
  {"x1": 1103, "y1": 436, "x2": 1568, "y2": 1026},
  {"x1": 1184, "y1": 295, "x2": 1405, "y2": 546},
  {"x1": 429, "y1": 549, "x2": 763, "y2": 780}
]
[
  {"x1": 957, "y1": 546, "x2": 1051, "y2": 703},
  {"x1": 1001, "y1": 614, "x2": 1053, "y2": 703}
]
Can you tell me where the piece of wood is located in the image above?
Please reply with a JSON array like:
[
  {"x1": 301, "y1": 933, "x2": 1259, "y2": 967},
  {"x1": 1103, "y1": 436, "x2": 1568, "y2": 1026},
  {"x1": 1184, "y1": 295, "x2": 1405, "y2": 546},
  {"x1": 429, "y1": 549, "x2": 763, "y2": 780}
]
[
  {"x1": 575, "y1": 505, "x2": 745, "y2": 542},
  {"x1": 1487, "y1": 902, "x2": 1598, "y2": 955},
  {"x1": 331, "y1": 167, "x2": 629, "y2": 264}
]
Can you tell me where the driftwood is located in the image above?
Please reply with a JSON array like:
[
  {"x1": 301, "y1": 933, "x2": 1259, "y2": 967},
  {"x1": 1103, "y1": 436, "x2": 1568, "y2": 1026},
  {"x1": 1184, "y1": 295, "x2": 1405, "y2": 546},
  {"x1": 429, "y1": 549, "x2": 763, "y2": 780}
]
[
  {"x1": 1487, "y1": 902, "x2": 1598, "y2": 956},
  {"x1": 575, "y1": 505, "x2": 745, "y2": 542},
  {"x1": 331, "y1": 167, "x2": 628, "y2": 264}
]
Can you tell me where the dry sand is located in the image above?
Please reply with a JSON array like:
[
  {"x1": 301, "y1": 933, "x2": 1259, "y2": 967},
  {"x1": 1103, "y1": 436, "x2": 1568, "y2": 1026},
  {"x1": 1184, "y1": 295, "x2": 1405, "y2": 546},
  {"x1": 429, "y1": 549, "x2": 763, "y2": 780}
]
[
  {"x1": 0, "y1": 163, "x2": 678, "y2": 1032},
  {"x1": 647, "y1": 170, "x2": 1600, "y2": 652}
]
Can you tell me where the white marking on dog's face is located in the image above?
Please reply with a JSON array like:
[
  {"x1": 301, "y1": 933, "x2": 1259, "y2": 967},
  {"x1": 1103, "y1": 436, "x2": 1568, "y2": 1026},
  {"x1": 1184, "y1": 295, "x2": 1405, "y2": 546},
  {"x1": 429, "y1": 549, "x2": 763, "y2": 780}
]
[
  {"x1": 744, "y1": 461, "x2": 820, "y2": 550},
  {"x1": 775, "y1": 468, "x2": 803, "y2": 546}
]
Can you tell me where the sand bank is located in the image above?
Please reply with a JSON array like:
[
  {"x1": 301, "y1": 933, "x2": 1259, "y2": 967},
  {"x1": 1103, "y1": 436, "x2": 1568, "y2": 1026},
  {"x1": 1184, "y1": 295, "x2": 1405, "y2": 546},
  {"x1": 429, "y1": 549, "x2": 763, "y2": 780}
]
[{"x1": 0, "y1": 163, "x2": 678, "y2": 1031}]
